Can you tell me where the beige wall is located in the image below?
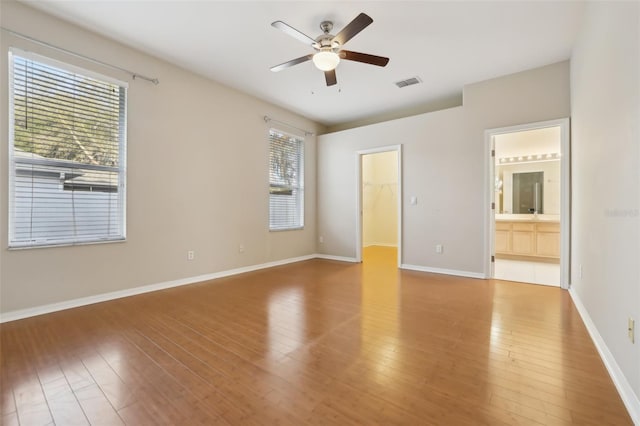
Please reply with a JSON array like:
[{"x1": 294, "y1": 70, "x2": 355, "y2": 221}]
[
  {"x1": 318, "y1": 107, "x2": 470, "y2": 270},
  {"x1": 362, "y1": 151, "x2": 398, "y2": 247},
  {"x1": 570, "y1": 0, "x2": 640, "y2": 411},
  {"x1": 2, "y1": 2, "x2": 637, "y2": 415},
  {"x1": 0, "y1": 1, "x2": 322, "y2": 314},
  {"x1": 318, "y1": 61, "x2": 570, "y2": 275}
]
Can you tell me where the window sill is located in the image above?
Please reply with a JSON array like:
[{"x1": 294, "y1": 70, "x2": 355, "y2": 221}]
[
  {"x1": 8, "y1": 238, "x2": 126, "y2": 250},
  {"x1": 269, "y1": 227, "x2": 304, "y2": 232}
]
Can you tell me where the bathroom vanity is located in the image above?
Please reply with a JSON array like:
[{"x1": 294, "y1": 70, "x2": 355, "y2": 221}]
[{"x1": 495, "y1": 216, "x2": 560, "y2": 261}]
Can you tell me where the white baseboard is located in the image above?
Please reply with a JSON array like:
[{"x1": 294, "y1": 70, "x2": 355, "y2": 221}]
[
  {"x1": 400, "y1": 263, "x2": 485, "y2": 279},
  {"x1": 314, "y1": 254, "x2": 359, "y2": 263},
  {"x1": 0, "y1": 254, "x2": 316, "y2": 323},
  {"x1": 569, "y1": 289, "x2": 640, "y2": 424},
  {"x1": 5, "y1": 254, "x2": 636, "y2": 425},
  {"x1": 0, "y1": 256, "x2": 488, "y2": 323}
]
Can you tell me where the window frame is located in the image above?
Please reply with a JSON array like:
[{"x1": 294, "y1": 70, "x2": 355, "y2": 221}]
[
  {"x1": 268, "y1": 128, "x2": 304, "y2": 231},
  {"x1": 8, "y1": 48, "x2": 128, "y2": 249}
]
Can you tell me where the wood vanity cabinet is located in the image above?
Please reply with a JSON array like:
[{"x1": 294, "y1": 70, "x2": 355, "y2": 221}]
[
  {"x1": 495, "y1": 220, "x2": 560, "y2": 260},
  {"x1": 535, "y1": 222, "x2": 561, "y2": 257},
  {"x1": 495, "y1": 222, "x2": 511, "y2": 253}
]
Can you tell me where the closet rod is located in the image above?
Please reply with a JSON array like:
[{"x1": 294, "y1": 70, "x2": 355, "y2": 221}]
[
  {"x1": 264, "y1": 115, "x2": 314, "y2": 136},
  {"x1": 2, "y1": 27, "x2": 160, "y2": 85}
]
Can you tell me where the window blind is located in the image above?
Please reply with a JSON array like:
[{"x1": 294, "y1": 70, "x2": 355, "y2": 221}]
[
  {"x1": 9, "y1": 50, "x2": 127, "y2": 248},
  {"x1": 269, "y1": 129, "x2": 304, "y2": 230}
]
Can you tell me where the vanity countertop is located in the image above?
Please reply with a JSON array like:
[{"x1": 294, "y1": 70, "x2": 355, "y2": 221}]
[{"x1": 495, "y1": 214, "x2": 560, "y2": 222}]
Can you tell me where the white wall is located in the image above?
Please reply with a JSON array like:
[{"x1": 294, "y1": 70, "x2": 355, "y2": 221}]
[
  {"x1": 318, "y1": 61, "x2": 570, "y2": 275},
  {"x1": 0, "y1": 1, "x2": 323, "y2": 314},
  {"x1": 362, "y1": 151, "x2": 398, "y2": 247},
  {"x1": 570, "y1": 0, "x2": 640, "y2": 418}
]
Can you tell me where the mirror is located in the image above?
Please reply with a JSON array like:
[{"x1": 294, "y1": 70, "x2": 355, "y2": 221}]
[
  {"x1": 513, "y1": 171, "x2": 543, "y2": 214},
  {"x1": 496, "y1": 160, "x2": 560, "y2": 215}
]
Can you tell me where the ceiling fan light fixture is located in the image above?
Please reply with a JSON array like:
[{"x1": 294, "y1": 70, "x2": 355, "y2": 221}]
[
  {"x1": 271, "y1": 13, "x2": 387, "y2": 86},
  {"x1": 312, "y1": 51, "x2": 340, "y2": 71}
]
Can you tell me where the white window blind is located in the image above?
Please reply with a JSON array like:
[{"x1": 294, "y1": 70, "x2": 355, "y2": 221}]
[
  {"x1": 9, "y1": 50, "x2": 127, "y2": 248},
  {"x1": 269, "y1": 129, "x2": 304, "y2": 230}
]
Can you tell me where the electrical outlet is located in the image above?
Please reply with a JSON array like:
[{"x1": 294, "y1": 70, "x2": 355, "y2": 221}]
[
  {"x1": 239, "y1": 244, "x2": 245, "y2": 253},
  {"x1": 187, "y1": 250, "x2": 195, "y2": 261},
  {"x1": 319, "y1": 236, "x2": 324, "y2": 244},
  {"x1": 629, "y1": 318, "x2": 635, "y2": 343},
  {"x1": 435, "y1": 244, "x2": 443, "y2": 254}
]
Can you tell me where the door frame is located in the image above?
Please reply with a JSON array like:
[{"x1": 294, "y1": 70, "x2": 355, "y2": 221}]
[
  {"x1": 355, "y1": 145, "x2": 403, "y2": 266},
  {"x1": 484, "y1": 118, "x2": 570, "y2": 288}
]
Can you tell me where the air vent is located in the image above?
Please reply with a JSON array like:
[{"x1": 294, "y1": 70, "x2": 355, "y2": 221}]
[{"x1": 395, "y1": 76, "x2": 422, "y2": 88}]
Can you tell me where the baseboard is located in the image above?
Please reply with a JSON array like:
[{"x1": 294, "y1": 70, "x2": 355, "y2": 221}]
[
  {"x1": 569, "y1": 289, "x2": 640, "y2": 424},
  {"x1": 400, "y1": 263, "x2": 485, "y2": 279},
  {"x1": 0, "y1": 256, "x2": 493, "y2": 323},
  {"x1": 0, "y1": 254, "x2": 316, "y2": 323},
  {"x1": 314, "y1": 254, "x2": 359, "y2": 263},
  {"x1": 5, "y1": 255, "x2": 635, "y2": 424}
]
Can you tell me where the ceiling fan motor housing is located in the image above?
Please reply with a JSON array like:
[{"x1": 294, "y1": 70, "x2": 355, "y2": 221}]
[
  {"x1": 316, "y1": 22, "x2": 339, "y2": 51},
  {"x1": 320, "y1": 21, "x2": 333, "y2": 34}
]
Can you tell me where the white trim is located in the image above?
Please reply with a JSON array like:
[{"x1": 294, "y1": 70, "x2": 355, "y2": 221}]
[
  {"x1": 400, "y1": 263, "x2": 485, "y2": 279},
  {"x1": 484, "y1": 118, "x2": 571, "y2": 289},
  {"x1": 485, "y1": 127, "x2": 495, "y2": 279},
  {"x1": 314, "y1": 254, "x2": 359, "y2": 263},
  {"x1": 569, "y1": 289, "x2": 640, "y2": 424},
  {"x1": 356, "y1": 145, "x2": 403, "y2": 266},
  {"x1": 559, "y1": 119, "x2": 571, "y2": 287},
  {"x1": 0, "y1": 254, "x2": 316, "y2": 323}
]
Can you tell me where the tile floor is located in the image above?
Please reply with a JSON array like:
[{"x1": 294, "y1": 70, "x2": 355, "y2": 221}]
[{"x1": 494, "y1": 258, "x2": 560, "y2": 286}]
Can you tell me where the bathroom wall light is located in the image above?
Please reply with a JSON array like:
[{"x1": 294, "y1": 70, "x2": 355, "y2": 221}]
[{"x1": 497, "y1": 152, "x2": 561, "y2": 165}]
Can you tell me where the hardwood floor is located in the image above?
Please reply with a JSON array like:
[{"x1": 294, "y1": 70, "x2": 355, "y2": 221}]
[{"x1": 0, "y1": 246, "x2": 632, "y2": 425}]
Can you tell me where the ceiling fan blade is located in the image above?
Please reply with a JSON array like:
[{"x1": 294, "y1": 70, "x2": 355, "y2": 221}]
[
  {"x1": 272, "y1": 21, "x2": 319, "y2": 47},
  {"x1": 333, "y1": 13, "x2": 373, "y2": 46},
  {"x1": 270, "y1": 54, "x2": 313, "y2": 72},
  {"x1": 340, "y1": 50, "x2": 389, "y2": 67},
  {"x1": 324, "y1": 69, "x2": 337, "y2": 86}
]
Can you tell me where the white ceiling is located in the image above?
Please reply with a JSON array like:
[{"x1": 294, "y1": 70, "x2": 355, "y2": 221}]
[{"x1": 22, "y1": 1, "x2": 585, "y2": 127}]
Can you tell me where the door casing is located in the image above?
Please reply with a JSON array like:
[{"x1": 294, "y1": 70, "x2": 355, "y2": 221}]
[
  {"x1": 355, "y1": 145, "x2": 403, "y2": 266},
  {"x1": 484, "y1": 118, "x2": 570, "y2": 288}
]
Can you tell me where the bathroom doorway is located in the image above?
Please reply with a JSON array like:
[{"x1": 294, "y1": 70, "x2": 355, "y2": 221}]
[
  {"x1": 356, "y1": 146, "x2": 402, "y2": 266},
  {"x1": 486, "y1": 119, "x2": 570, "y2": 288}
]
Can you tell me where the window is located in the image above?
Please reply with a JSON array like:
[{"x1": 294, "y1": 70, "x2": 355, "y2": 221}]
[
  {"x1": 9, "y1": 49, "x2": 127, "y2": 248},
  {"x1": 269, "y1": 129, "x2": 304, "y2": 230}
]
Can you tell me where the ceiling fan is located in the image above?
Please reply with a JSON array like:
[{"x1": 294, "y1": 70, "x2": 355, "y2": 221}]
[{"x1": 270, "y1": 13, "x2": 389, "y2": 87}]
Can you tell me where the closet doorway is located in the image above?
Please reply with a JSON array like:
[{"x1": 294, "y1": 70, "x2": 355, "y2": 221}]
[{"x1": 356, "y1": 145, "x2": 402, "y2": 266}]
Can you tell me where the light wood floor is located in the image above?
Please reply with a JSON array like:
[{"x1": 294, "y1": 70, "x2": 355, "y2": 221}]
[{"x1": 1, "y1": 246, "x2": 632, "y2": 425}]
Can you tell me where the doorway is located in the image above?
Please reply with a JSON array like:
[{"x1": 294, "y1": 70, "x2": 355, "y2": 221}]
[
  {"x1": 486, "y1": 119, "x2": 570, "y2": 288},
  {"x1": 356, "y1": 145, "x2": 402, "y2": 266}
]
